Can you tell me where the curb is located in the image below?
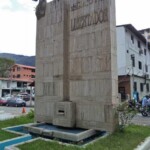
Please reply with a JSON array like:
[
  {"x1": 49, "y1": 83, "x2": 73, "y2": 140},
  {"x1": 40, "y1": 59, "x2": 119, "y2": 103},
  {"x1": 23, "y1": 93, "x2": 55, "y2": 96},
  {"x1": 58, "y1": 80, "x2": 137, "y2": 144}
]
[{"x1": 135, "y1": 137, "x2": 150, "y2": 150}]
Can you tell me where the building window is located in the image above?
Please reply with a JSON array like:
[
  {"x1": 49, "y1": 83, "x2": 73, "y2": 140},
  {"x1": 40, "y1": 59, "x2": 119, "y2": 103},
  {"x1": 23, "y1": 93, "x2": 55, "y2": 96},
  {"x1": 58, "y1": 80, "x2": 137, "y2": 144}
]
[
  {"x1": 17, "y1": 74, "x2": 20, "y2": 78},
  {"x1": 145, "y1": 64, "x2": 148, "y2": 72},
  {"x1": 17, "y1": 82, "x2": 22, "y2": 88},
  {"x1": 144, "y1": 49, "x2": 147, "y2": 55},
  {"x1": 138, "y1": 41, "x2": 141, "y2": 48},
  {"x1": 31, "y1": 75, "x2": 35, "y2": 78},
  {"x1": 146, "y1": 83, "x2": 149, "y2": 92},
  {"x1": 140, "y1": 83, "x2": 144, "y2": 92},
  {"x1": 138, "y1": 61, "x2": 142, "y2": 70},
  {"x1": 131, "y1": 35, "x2": 134, "y2": 44},
  {"x1": 131, "y1": 55, "x2": 135, "y2": 67},
  {"x1": 134, "y1": 82, "x2": 137, "y2": 91},
  {"x1": 17, "y1": 67, "x2": 20, "y2": 71},
  {"x1": 31, "y1": 69, "x2": 35, "y2": 72}
]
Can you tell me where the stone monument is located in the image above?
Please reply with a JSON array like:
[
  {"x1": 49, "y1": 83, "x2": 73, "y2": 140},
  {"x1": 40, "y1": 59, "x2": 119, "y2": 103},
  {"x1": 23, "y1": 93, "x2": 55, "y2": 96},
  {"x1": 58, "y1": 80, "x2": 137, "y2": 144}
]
[{"x1": 35, "y1": 0, "x2": 118, "y2": 132}]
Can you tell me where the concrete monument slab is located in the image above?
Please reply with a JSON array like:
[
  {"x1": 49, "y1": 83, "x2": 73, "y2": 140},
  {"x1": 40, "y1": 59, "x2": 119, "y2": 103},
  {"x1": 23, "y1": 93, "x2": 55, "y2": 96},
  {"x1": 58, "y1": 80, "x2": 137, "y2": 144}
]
[{"x1": 35, "y1": 0, "x2": 118, "y2": 132}]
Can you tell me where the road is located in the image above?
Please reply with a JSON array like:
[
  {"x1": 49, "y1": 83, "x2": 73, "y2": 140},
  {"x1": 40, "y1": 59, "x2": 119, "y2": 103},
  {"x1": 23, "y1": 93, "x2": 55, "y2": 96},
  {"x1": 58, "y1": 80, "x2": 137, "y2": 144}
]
[
  {"x1": 131, "y1": 113, "x2": 150, "y2": 126},
  {"x1": 0, "y1": 101, "x2": 34, "y2": 117},
  {"x1": 0, "y1": 104, "x2": 150, "y2": 126}
]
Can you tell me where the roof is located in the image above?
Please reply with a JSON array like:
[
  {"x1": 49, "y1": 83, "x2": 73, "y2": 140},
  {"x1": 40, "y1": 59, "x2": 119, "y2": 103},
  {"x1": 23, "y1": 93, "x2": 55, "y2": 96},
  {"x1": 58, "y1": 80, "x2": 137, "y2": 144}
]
[
  {"x1": 12, "y1": 64, "x2": 35, "y2": 69},
  {"x1": 116, "y1": 24, "x2": 150, "y2": 50},
  {"x1": 139, "y1": 28, "x2": 150, "y2": 33},
  {"x1": 0, "y1": 77, "x2": 34, "y2": 83}
]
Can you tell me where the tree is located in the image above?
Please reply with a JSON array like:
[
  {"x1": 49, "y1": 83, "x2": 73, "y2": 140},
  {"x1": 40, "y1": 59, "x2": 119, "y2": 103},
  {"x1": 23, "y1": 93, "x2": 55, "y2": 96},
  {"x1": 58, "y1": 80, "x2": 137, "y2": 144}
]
[{"x1": 0, "y1": 58, "x2": 15, "y2": 77}]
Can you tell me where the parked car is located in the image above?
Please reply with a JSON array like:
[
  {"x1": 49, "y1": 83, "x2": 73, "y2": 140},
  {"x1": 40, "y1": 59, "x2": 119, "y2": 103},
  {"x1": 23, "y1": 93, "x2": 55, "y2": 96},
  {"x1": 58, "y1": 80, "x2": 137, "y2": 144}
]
[
  {"x1": 0, "y1": 97, "x2": 8, "y2": 106},
  {"x1": 17, "y1": 93, "x2": 30, "y2": 101},
  {"x1": 6, "y1": 98, "x2": 26, "y2": 107}
]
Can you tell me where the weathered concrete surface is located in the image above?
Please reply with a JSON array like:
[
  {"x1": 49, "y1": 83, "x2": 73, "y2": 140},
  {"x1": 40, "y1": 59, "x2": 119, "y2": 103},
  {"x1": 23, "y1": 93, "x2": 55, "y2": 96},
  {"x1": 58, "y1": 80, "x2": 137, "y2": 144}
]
[{"x1": 35, "y1": 0, "x2": 119, "y2": 132}]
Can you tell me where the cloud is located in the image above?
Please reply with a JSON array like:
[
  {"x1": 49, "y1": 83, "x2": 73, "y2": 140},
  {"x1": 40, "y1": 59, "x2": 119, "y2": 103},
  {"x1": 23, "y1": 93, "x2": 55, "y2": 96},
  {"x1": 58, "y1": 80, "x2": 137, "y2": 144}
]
[
  {"x1": 116, "y1": 0, "x2": 150, "y2": 29},
  {"x1": 0, "y1": 1, "x2": 36, "y2": 56},
  {"x1": 0, "y1": 0, "x2": 12, "y2": 9}
]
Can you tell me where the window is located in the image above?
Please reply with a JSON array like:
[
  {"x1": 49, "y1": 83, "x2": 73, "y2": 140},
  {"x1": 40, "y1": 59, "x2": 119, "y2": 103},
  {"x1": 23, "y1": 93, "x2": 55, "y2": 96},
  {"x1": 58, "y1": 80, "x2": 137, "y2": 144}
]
[
  {"x1": 145, "y1": 65, "x2": 148, "y2": 72},
  {"x1": 31, "y1": 75, "x2": 35, "y2": 78},
  {"x1": 138, "y1": 61, "x2": 142, "y2": 70},
  {"x1": 134, "y1": 82, "x2": 137, "y2": 91},
  {"x1": 138, "y1": 41, "x2": 141, "y2": 48},
  {"x1": 126, "y1": 50, "x2": 129, "y2": 53},
  {"x1": 31, "y1": 69, "x2": 35, "y2": 72},
  {"x1": 17, "y1": 82, "x2": 22, "y2": 87},
  {"x1": 17, "y1": 74, "x2": 20, "y2": 78},
  {"x1": 131, "y1": 55, "x2": 135, "y2": 67},
  {"x1": 131, "y1": 35, "x2": 134, "y2": 44},
  {"x1": 140, "y1": 83, "x2": 144, "y2": 92},
  {"x1": 146, "y1": 83, "x2": 149, "y2": 92},
  {"x1": 144, "y1": 49, "x2": 147, "y2": 55},
  {"x1": 17, "y1": 67, "x2": 20, "y2": 71}
]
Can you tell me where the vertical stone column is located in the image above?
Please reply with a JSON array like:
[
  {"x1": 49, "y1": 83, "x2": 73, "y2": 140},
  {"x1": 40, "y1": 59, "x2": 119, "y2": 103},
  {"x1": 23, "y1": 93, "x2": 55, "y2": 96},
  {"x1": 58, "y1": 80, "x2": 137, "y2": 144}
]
[
  {"x1": 69, "y1": 0, "x2": 118, "y2": 131},
  {"x1": 35, "y1": 0, "x2": 70, "y2": 123}
]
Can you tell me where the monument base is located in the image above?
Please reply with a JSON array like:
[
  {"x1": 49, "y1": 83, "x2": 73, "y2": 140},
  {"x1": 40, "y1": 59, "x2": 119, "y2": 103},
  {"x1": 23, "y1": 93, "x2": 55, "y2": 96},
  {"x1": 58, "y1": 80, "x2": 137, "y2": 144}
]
[{"x1": 24, "y1": 123, "x2": 106, "y2": 143}]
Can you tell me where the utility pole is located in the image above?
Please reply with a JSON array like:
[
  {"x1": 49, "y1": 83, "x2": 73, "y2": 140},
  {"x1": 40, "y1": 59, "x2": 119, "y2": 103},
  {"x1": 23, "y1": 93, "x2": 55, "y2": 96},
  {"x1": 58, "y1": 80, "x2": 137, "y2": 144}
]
[{"x1": 9, "y1": 68, "x2": 12, "y2": 96}]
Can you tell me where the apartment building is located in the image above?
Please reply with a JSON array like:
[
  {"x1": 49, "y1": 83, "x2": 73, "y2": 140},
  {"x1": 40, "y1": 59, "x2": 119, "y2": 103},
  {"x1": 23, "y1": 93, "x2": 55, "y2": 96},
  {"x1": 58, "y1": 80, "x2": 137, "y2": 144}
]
[
  {"x1": 139, "y1": 28, "x2": 150, "y2": 42},
  {"x1": 10, "y1": 64, "x2": 35, "y2": 81},
  {"x1": 0, "y1": 64, "x2": 35, "y2": 97},
  {"x1": 117, "y1": 24, "x2": 150, "y2": 100}
]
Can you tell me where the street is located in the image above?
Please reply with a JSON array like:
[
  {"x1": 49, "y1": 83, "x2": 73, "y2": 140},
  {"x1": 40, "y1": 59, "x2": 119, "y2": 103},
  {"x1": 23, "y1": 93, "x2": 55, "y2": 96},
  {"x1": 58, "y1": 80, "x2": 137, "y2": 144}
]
[{"x1": 0, "y1": 101, "x2": 34, "y2": 117}]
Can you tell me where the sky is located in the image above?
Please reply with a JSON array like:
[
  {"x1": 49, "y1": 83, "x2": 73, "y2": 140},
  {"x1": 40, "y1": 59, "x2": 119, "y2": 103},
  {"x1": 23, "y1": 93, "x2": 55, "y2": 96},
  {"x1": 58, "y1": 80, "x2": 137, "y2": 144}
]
[{"x1": 0, "y1": 0, "x2": 149, "y2": 56}]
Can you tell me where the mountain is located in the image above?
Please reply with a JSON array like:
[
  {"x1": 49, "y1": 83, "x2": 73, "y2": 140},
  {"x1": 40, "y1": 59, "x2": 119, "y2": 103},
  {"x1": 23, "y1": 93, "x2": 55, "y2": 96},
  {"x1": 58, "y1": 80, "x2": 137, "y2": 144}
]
[{"x1": 0, "y1": 53, "x2": 35, "y2": 66}]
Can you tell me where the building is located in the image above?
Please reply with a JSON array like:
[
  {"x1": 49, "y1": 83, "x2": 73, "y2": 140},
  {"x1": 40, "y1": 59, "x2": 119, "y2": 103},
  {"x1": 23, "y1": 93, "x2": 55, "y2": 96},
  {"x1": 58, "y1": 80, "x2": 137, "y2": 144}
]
[
  {"x1": 139, "y1": 28, "x2": 150, "y2": 42},
  {"x1": 0, "y1": 78, "x2": 33, "y2": 97},
  {"x1": 117, "y1": 24, "x2": 150, "y2": 100},
  {"x1": 0, "y1": 64, "x2": 35, "y2": 97},
  {"x1": 10, "y1": 64, "x2": 35, "y2": 81}
]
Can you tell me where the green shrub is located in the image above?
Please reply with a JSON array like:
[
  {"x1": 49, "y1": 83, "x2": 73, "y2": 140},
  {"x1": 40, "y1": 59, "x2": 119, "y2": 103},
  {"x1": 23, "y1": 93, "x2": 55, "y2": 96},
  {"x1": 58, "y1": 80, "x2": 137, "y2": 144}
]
[
  {"x1": 117, "y1": 102, "x2": 137, "y2": 132},
  {"x1": 26, "y1": 109, "x2": 34, "y2": 119}
]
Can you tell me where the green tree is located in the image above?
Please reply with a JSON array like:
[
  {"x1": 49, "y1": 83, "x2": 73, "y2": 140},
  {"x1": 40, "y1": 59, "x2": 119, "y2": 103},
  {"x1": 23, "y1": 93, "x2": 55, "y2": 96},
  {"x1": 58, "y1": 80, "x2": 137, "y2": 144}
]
[{"x1": 0, "y1": 58, "x2": 15, "y2": 77}]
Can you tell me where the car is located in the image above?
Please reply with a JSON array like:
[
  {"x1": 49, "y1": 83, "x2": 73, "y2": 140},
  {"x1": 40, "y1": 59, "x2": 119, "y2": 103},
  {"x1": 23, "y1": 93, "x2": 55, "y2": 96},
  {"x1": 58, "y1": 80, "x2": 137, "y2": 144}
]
[
  {"x1": 18, "y1": 93, "x2": 31, "y2": 101},
  {"x1": 0, "y1": 97, "x2": 8, "y2": 106},
  {"x1": 6, "y1": 98, "x2": 26, "y2": 107}
]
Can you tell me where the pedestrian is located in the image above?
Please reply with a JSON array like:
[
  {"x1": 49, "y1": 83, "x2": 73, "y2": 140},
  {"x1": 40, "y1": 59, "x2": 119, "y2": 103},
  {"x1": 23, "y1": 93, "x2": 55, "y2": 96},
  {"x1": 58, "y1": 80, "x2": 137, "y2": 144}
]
[{"x1": 142, "y1": 95, "x2": 149, "y2": 107}]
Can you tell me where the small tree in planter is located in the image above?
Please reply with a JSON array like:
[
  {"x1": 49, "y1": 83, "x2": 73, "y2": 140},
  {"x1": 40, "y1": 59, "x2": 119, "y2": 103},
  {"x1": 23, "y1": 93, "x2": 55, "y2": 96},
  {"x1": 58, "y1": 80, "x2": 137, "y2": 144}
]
[{"x1": 117, "y1": 102, "x2": 137, "y2": 132}]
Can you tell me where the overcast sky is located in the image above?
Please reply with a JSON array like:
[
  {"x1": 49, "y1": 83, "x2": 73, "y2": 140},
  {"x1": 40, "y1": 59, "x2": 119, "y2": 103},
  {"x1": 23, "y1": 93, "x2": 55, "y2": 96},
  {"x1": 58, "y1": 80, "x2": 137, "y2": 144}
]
[{"x1": 0, "y1": 0, "x2": 149, "y2": 56}]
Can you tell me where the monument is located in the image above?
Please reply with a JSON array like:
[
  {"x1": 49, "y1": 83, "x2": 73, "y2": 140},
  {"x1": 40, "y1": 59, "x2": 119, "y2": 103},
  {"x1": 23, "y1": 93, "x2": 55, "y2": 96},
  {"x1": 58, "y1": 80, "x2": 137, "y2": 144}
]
[{"x1": 34, "y1": 0, "x2": 119, "y2": 132}]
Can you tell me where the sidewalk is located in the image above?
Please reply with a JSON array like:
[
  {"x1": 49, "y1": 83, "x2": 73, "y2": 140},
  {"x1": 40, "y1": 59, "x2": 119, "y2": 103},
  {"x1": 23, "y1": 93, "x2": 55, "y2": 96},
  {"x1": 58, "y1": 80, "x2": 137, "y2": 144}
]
[{"x1": 0, "y1": 110, "x2": 15, "y2": 121}]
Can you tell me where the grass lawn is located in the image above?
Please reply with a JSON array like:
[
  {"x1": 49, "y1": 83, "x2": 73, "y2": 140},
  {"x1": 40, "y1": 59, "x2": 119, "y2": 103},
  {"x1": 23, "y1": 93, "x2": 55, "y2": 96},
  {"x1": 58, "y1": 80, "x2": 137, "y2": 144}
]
[
  {"x1": 18, "y1": 125, "x2": 150, "y2": 150},
  {"x1": 0, "y1": 115, "x2": 33, "y2": 141}
]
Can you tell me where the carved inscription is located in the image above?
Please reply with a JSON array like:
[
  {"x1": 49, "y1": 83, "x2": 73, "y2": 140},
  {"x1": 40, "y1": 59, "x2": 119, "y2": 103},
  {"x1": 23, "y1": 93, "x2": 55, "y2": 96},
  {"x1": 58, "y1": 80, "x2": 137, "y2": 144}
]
[
  {"x1": 70, "y1": 0, "x2": 108, "y2": 31},
  {"x1": 71, "y1": 9, "x2": 108, "y2": 31},
  {"x1": 71, "y1": 0, "x2": 105, "y2": 11}
]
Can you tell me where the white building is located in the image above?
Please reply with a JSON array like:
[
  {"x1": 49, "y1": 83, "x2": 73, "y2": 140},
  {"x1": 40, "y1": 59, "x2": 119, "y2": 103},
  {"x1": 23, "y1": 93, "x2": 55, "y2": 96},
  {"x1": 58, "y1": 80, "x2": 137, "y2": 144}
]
[
  {"x1": 0, "y1": 78, "x2": 33, "y2": 97},
  {"x1": 117, "y1": 24, "x2": 150, "y2": 100},
  {"x1": 139, "y1": 28, "x2": 150, "y2": 43}
]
